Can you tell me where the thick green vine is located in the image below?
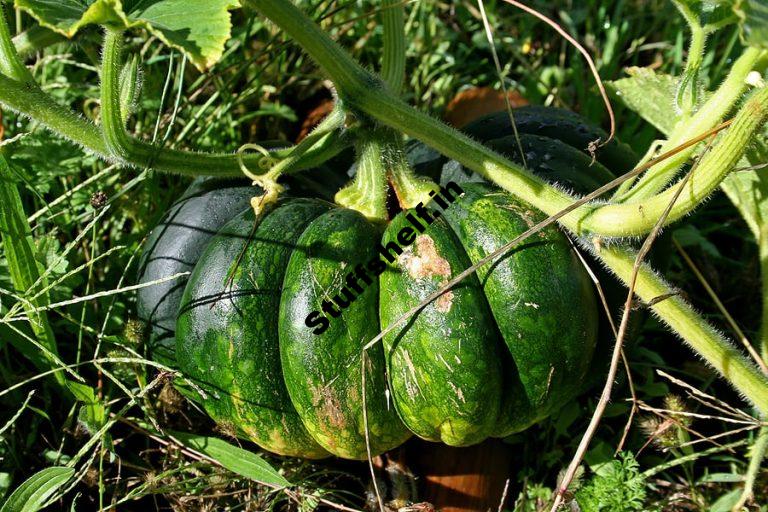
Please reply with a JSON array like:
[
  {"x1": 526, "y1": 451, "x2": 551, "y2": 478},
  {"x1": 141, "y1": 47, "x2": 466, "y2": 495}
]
[
  {"x1": 0, "y1": 11, "x2": 347, "y2": 178},
  {"x1": 383, "y1": 131, "x2": 438, "y2": 209},
  {"x1": 582, "y1": 87, "x2": 768, "y2": 235},
  {"x1": 597, "y1": 244, "x2": 768, "y2": 413},
  {"x1": 99, "y1": 30, "x2": 348, "y2": 178},
  {"x1": 337, "y1": 0, "x2": 436, "y2": 218},
  {"x1": 374, "y1": 0, "x2": 437, "y2": 211},
  {"x1": 245, "y1": 0, "x2": 767, "y2": 239},
  {"x1": 617, "y1": 47, "x2": 766, "y2": 201}
]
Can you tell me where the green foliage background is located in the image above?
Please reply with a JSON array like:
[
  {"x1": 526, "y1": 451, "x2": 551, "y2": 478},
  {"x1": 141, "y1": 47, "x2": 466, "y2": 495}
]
[{"x1": 0, "y1": 1, "x2": 766, "y2": 510}]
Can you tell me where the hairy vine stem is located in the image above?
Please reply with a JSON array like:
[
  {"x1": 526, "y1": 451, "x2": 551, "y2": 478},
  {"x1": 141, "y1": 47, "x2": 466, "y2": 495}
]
[
  {"x1": 99, "y1": 30, "x2": 347, "y2": 177},
  {"x1": 247, "y1": 0, "x2": 768, "y2": 413},
  {"x1": 583, "y1": 86, "x2": 768, "y2": 234},
  {"x1": 245, "y1": 0, "x2": 766, "y2": 239},
  {"x1": 378, "y1": 0, "x2": 436, "y2": 208},
  {"x1": 618, "y1": 47, "x2": 765, "y2": 201},
  {"x1": 600, "y1": 245, "x2": 768, "y2": 418},
  {"x1": 335, "y1": 130, "x2": 390, "y2": 221},
  {"x1": 385, "y1": 131, "x2": 438, "y2": 209},
  {"x1": 339, "y1": 0, "x2": 435, "y2": 219},
  {"x1": 670, "y1": 0, "x2": 706, "y2": 117},
  {"x1": 0, "y1": 63, "x2": 344, "y2": 177},
  {"x1": 0, "y1": 8, "x2": 347, "y2": 178}
]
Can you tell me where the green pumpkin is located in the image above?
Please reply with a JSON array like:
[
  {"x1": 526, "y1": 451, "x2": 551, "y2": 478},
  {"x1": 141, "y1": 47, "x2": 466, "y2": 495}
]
[{"x1": 137, "y1": 107, "x2": 631, "y2": 459}]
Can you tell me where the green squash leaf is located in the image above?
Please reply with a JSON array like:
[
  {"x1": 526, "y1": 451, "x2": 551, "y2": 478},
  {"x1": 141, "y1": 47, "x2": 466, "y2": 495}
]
[
  {"x1": 734, "y1": 0, "x2": 768, "y2": 48},
  {"x1": 14, "y1": 0, "x2": 240, "y2": 70},
  {"x1": 609, "y1": 67, "x2": 682, "y2": 135},
  {"x1": 169, "y1": 430, "x2": 291, "y2": 489},
  {"x1": 0, "y1": 466, "x2": 74, "y2": 512}
]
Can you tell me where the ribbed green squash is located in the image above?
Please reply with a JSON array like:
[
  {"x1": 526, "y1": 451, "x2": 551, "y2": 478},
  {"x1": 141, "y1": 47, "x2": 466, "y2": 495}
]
[
  {"x1": 278, "y1": 208, "x2": 410, "y2": 459},
  {"x1": 461, "y1": 105, "x2": 638, "y2": 173},
  {"x1": 172, "y1": 190, "x2": 598, "y2": 456},
  {"x1": 379, "y1": 213, "x2": 504, "y2": 446},
  {"x1": 176, "y1": 200, "x2": 331, "y2": 459},
  {"x1": 143, "y1": 107, "x2": 616, "y2": 460},
  {"x1": 137, "y1": 178, "x2": 254, "y2": 367},
  {"x1": 442, "y1": 183, "x2": 599, "y2": 435},
  {"x1": 442, "y1": 127, "x2": 647, "y2": 385}
]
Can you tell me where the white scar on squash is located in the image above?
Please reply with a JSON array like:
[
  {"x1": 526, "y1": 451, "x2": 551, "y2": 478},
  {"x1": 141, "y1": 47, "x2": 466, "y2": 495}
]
[
  {"x1": 401, "y1": 350, "x2": 422, "y2": 398},
  {"x1": 448, "y1": 381, "x2": 466, "y2": 403},
  {"x1": 400, "y1": 235, "x2": 454, "y2": 313}
]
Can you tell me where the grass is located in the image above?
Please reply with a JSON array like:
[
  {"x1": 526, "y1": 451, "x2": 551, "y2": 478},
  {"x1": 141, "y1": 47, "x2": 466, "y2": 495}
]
[{"x1": 0, "y1": 0, "x2": 766, "y2": 510}]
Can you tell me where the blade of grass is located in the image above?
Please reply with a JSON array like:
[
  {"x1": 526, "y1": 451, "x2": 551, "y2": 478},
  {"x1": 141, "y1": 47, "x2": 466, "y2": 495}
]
[
  {"x1": 169, "y1": 430, "x2": 291, "y2": 489},
  {"x1": 0, "y1": 153, "x2": 64, "y2": 387}
]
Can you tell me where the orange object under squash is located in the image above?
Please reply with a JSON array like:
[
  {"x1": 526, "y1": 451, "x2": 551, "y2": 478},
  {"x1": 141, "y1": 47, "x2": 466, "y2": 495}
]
[{"x1": 444, "y1": 87, "x2": 528, "y2": 128}]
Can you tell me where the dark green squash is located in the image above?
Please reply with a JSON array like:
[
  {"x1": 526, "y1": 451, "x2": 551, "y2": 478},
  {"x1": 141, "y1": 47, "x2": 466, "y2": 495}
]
[
  {"x1": 442, "y1": 183, "x2": 598, "y2": 435},
  {"x1": 137, "y1": 170, "x2": 348, "y2": 367},
  {"x1": 136, "y1": 178, "x2": 254, "y2": 367},
  {"x1": 172, "y1": 190, "x2": 598, "y2": 456},
  {"x1": 441, "y1": 124, "x2": 647, "y2": 385},
  {"x1": 141, "y1": 107, "x2": 614, "y2": 460},
  {"x1": 461, "y1": 105, "x2": 638, "y2": 173}
]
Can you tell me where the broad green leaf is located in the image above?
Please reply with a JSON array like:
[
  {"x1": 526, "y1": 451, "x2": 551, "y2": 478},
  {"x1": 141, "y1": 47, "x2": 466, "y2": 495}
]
[
  {"x1": 169, "y1": 430, "x2": 291, "y2": 489},
  {"x1": 13, "y1": 1, "x2": 124, "y2": 35},
  {"x1": 14, "y1": 0, "x2": 240, "y2": 70},
  {"x1": 609, "y1": 67, "x2": 682, "y2": 135},
  {"x1": 0, "y1": 466, "x2": 74, "y2": 512},
  {"x1": 65, "y1": 381, "x2": 96, "y2": 403},
  {"x1": 734, "y1": 0, "x2": 768, "y2": 48}
]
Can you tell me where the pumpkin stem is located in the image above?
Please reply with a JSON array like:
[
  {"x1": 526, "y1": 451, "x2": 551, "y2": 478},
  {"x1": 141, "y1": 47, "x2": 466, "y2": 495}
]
[
  {"x1": 335, "y1": 129, "x2": 390, "y2": 222},
  {"x1": 383, "y1": 131, "x2": 440, "y2": 210}
]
